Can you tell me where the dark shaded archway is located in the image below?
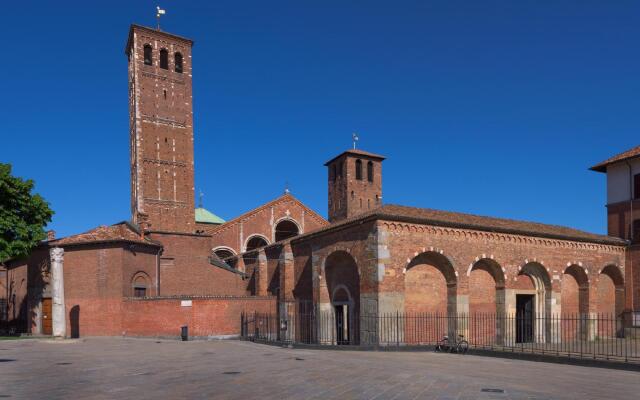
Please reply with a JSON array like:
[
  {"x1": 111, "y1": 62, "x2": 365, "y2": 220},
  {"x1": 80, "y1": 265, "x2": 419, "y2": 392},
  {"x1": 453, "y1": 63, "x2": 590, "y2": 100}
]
[
  {"x1": 245, "y1": 235, "x2": 269, "y2": 252},
  {"x1": 274, "y1": 219, "x2": 300, "y2": 242},
  {"x1": 324, "y1": 251, "x2": 360, "y2": 344},
  {"x1": 518, "y1": 262, "x2": 552, "y2": 343}
]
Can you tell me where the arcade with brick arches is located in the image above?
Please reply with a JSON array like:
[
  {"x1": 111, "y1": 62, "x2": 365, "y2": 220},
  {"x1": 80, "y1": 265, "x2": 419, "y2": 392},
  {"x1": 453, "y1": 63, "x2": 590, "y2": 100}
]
[{"x1": 1, "y1": 24, "x2": 639, "y2": 344}]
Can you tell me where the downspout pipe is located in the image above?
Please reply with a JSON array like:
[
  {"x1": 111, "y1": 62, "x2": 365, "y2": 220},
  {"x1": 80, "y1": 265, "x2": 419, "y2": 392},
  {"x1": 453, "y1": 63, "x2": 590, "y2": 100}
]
[
  {"x1": 625, "y1": 161, "x2": 635, "y2": 317},
  {"x1": 156, "y1": 247, "x2": 163, "y2": 296}
]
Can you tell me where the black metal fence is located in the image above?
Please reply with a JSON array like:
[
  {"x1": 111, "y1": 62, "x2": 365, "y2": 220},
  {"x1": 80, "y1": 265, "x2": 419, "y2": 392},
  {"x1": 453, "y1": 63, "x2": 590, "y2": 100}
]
[{"x1": 241, "y1": 310, "x2": 640, "y2": 363}]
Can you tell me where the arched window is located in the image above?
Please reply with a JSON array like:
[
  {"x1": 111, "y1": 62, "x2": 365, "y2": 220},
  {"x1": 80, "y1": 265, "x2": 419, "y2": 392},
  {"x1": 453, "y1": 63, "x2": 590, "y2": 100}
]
[
  {"x1": 337, "y1": 162, "x2": 343, "y2": 179},
  {"x1": 245, "y1": 235, "x2": 269, "y2": 252},
  {"x1": 275, "y1": 219, "x2": 300, "y2": 242},
  {"x1": 174, "y1": 52, "x2": 183, "y2": 73},
  {"x1": 213, "y1": 248, "x2": 235, "y2": 260},
  {"x1": 132, "y1": 273, "x2": 150, "y2": 297},
  {"x1": 355, "y1": 159, "x2": 363, "y2": 180},
  {"x1": 159, "y1": 49, "x2": 169, "y2": 69},
  {"x1": 143, "y1": 44, "x2": 153, "y2": 65},
  {"x1": 367, "y1": 161, "x2": 374, "y2": 182}
]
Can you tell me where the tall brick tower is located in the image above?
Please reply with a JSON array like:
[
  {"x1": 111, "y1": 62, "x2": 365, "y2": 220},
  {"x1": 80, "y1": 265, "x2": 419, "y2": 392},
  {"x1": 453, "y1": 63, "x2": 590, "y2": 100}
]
[
  {"x1": 325, "y1": 149, "x2": 385, "y2": 223},
  {"x1": 125, "y1": 25, "x2": 195, "y2": 233}
]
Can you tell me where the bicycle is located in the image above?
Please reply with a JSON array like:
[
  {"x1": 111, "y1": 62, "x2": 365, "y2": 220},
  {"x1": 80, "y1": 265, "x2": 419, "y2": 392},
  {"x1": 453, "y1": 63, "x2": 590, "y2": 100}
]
[{"x1": 435, "y1": 334, "x2": 469, "y2": 354}]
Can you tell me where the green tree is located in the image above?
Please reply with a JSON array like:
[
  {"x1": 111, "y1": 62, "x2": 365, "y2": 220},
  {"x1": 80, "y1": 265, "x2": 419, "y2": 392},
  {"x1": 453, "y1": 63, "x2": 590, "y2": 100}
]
[{"x1": 0, "y1": 163, "x2": 54, "y2": 262}]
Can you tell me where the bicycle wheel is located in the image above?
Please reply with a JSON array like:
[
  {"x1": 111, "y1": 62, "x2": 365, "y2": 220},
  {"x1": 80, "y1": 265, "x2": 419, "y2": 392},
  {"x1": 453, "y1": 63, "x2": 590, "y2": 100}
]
[{"x1": 457, "y1": 340, "x2": 469, "y2": 354}]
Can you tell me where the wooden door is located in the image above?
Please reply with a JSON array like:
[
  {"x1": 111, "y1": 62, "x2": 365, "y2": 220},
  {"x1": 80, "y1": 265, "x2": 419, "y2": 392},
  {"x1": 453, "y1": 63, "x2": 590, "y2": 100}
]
[{"x1": 42, "y1": 298, "x2": 52, "y2": 335}]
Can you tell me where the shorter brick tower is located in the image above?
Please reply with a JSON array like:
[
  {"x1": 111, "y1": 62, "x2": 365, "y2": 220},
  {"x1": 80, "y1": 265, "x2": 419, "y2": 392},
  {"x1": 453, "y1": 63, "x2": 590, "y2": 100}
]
[
  {"x1": 325, "y1": 149, "x2": 385, "y2": 223},
  {"x1": 126, "y1": 25, "x2": 196, "y2": 233}
]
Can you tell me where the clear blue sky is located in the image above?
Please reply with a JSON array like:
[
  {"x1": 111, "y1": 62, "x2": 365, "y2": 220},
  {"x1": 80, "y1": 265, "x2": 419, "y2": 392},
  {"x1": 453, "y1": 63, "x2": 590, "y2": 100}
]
[{"x1": 2, "y1": 1, "x2": 638, "y2": 238}]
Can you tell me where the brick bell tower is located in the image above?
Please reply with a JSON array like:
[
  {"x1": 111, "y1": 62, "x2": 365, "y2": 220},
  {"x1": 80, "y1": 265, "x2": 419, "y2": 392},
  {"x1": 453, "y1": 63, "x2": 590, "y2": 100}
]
[
  {"x1": 126, "y1": 25, "x2": 196, "y2": 233},
  {"x1": 325, "y1": 149, "x2": 385, "y2": 223}
]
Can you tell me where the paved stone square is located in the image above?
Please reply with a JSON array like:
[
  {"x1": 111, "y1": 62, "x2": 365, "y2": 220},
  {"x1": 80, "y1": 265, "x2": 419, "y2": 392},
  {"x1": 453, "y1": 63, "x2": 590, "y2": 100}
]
[{"x1": 0, "y1": 337, "x2": 638, "y2": 399}]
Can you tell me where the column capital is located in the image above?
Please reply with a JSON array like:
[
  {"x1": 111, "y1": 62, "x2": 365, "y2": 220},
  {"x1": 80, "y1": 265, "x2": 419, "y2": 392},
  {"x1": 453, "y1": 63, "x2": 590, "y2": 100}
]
[{"x1": 50, "y1": 247, "x2": 64, "y2": 263}]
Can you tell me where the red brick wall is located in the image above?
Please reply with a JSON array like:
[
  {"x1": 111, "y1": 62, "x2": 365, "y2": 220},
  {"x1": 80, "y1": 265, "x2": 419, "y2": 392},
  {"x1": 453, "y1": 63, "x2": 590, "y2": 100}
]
[
  {"x1": 150, "y1": 232, "x2": 250, "y2": 296},
  {"x1": 122, "y1": 296, "x2": 276, "y2": 338},
  {"x1": 63, "y1": 246, "x2": 128, "y2": 337},
  {"x1": 377, "y1": 220, "x2": 625, "y2": 316},
  {"x1": 207, "y1": 195, "x2": 327, "y2": 255}
]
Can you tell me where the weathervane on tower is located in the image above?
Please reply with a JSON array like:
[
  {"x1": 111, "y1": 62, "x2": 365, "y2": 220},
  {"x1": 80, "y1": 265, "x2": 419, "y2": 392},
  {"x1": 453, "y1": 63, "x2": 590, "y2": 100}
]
[
  {"x1": 352, "y1": 132, "x2": 359, "y2": 149},
  {"x1": 156, "y1": 6, "x2": 166, "y2": 30}
]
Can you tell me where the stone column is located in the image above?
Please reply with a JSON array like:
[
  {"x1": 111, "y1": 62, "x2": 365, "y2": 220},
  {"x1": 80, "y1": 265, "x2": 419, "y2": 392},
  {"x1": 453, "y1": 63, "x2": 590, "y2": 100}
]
[{"x1": 50, "y1": 247, "x2": 66, "y2": 338}]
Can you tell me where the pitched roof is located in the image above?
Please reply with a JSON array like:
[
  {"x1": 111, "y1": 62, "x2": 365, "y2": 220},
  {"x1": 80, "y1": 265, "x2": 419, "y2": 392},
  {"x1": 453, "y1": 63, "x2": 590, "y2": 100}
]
[
  {"x1": 292, "y1": 204, "x2": 626, "y2": 246},
  {"x1": 51, "y1": 222, "x2": 161, "y2": 247},
  {"x1": 590, "y1": 145, "x2": 640, "y2": 173},
  {"x1": 195, "y1": 207, "x2": 225, "y2": 224},
  {"x1": 205, "y1": 193, "x2": 328, "y2": 235},
  {"x1": 324, "y1": 149, "x2": 386, "y2": 166}
]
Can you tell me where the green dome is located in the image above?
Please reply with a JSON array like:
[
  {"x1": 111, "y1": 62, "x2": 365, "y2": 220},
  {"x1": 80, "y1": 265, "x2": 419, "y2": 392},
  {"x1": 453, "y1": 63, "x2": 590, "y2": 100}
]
[{"x1": 195, "y1": 207, "x2": 225, "y2": 224}]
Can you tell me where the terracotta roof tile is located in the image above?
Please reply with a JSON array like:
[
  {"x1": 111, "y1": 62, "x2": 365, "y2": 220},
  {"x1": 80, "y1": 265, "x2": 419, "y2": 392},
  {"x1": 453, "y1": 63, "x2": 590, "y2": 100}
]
[
  {"x1": 590, "y1": 145, "x2": 640, "y2": 172},
  {"x1": 293, "y1": 204, "x2": 626, "y2": 246},
  {"x1": 51, "y1": 222, "x2": 160, "y2": 247}
]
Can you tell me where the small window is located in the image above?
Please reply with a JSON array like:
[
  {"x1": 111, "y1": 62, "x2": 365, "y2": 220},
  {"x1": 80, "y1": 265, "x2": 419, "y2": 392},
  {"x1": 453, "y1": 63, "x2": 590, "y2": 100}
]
[
  {"x1": 143, "y1": 44, "x2": 153, "y2": 65},
  {"x1": 174, "y1": 52, "x2": 183, "y2": 73},
  {"x1": 159, "y1": 49, "x2": 169, "y2": 69},
  {"x1": 331, "y1": 164, "x2": 337, "y2": 181},
  {"x1": 337, "y1": 162, "x2": 343, "y2": 179},
  {"x1": 634, "y1": 174, "x2": 640, "y2": 199},
  {"x1": 633, "y1": 219, "x2": 640, "y2": 243},
  {"x1": 134, "y1": 286, "x2": 147, "y2": 297},
  {"x1": 367, "y1": 161, "x2": 374, "y2": 182},
  {"x1": 355, "y1": 159, "x2": 363, "y2": 180}
]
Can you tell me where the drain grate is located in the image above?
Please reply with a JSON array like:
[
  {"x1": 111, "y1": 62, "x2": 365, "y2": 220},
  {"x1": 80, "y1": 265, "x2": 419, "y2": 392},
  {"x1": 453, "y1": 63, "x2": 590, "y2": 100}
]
[
  {"x1": 481, "y1": 388, "x2": 504, "y2": 393},
  {"x1": 56, "y1": 362, "x2": 72, "y2": 365},
  {"x1": 222, "y1": 371, "x2": 241, "y2": 375},
  {"x1": 0, "y1": 359, "x2": 15, "y2": 363},
  {"x1": 295, "y1": 357, "x2": 305, "y2": 361}
]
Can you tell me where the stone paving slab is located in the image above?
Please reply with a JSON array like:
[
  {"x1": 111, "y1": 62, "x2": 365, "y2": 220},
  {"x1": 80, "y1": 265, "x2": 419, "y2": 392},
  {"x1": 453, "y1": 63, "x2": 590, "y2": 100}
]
[{"x1": 0, "y1": 337, "x2": 638, "y2": 399}]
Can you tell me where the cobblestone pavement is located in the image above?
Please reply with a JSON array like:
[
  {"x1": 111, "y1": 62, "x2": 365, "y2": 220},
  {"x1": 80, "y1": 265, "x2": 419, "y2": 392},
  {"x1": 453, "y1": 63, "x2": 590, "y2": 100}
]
[{"x1": 0, "y1": 337, "x2": 638, "y2": 399}]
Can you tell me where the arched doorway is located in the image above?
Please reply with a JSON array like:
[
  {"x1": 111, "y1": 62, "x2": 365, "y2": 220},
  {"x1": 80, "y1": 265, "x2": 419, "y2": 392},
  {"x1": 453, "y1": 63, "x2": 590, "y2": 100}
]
[
  {"x1": 274, "y1": 219, "x2": 300, "y2": 242},
  {"x1": 245, "y1": 235, "x2": 269, "y2": 252},
  {"x1": 517, "y1": 262, "x2": 552, "y2": 343},
  {"x1": 469, "y1": 258, "x2": 505, "y2": 344},
  {"x1": 324, "y1": 251, "x2": 360, "y2": 345},
  {"x1": 405, "y1": 251, "x2": 457, "y2": 343}
]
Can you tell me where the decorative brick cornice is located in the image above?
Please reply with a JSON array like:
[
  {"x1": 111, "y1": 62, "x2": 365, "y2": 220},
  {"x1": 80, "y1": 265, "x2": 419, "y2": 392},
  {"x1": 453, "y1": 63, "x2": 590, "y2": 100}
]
[{"x1": 381, "y1": 221, "x2": 626, "y2": 253}]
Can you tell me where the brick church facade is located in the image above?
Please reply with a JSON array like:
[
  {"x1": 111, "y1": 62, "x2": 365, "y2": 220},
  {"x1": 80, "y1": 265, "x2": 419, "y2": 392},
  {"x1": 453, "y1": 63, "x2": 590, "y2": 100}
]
[{"x1": 1, "y1": 25, "x2": 639, "y2": 340}]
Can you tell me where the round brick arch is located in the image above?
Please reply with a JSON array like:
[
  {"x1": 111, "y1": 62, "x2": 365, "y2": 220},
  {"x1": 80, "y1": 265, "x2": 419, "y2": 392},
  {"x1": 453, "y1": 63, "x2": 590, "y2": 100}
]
[
  {"x1": 468, "y1": 258, "x2": 506, "y2": 314},
  {"x1": 562, "y1": 264, "x2": 589, "y2": 315},
  {"x1": 598, "y1": 264, "x2": 625, "y2": 318},
  {"x1": 404, "y1": 250, "x2": 457, "y2": 316}
]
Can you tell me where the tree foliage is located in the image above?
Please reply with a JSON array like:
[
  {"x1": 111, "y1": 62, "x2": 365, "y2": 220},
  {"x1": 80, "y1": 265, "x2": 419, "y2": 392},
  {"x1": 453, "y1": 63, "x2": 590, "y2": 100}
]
[{"x1": 0, "y1": 163, "x2": 54, "y2": 262}]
